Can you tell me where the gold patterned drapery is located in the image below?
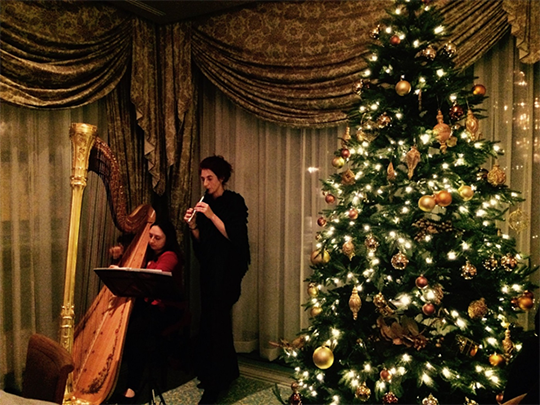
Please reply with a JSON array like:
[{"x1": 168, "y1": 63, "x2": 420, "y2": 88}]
[
  {"x1": 503, "y1": 0, "x2": 540, "y2": 64},
  {"x1": 0, "y1": 0, "x2": 131, "y2": 108},
  {"x1": 1, "y1": 0, "x2": 539, "y2": 200}
]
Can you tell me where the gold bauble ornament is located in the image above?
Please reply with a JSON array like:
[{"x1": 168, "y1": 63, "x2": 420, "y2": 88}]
[
  {"x1": 310, "y1": 249, "x2": 330, "y2": 265},
  {"x1": 422, "y1": 394, "x2": 439, "y2": 405},
  {"x1": 435, "y1": 190, "x2": 452, "y2": 207},
  {"x1": 421, "y1": 45, "x2": 437, "y2": 61},
  {"x1": 517, "y1": 295, "x2": 534, "y2": 311},
  {"x1": 488, "y1": 352, "x2": 505, "y2": 367},
  {"x1": 310, "y1": 305, "x2": 322, "y2": 317},
  {"x1": 349, "y1": 287, "x2": 362, "y2": 320},
  {"x1": 442, "y1": 41, "x2": 457, "y2": 57},
  {"x1": 472, "y1": 84, "x2": 487, "y2": 96},
  {"x1": 364, "y1": 234, "x2": 379, "y2": 251},
  {"x1": 487, "y1": 164, "x2": 506, "y2": 186},
  {"x1": 496, "y1": 393, "x2": 504, "y2": 404},
  {"x1": 501, "y1": 254, "x2": 518, "y2": 271},
  {"x1": 391, "y1": 252, "x2": 409, "y2": 270},
  {"x1": 461, "y1": 261, "x2": 477, "y2": 279},
  {"x1": 332, "y1": 156, "x2": 345, "y2": 168},
  {"x1": 355, "y1": 383, "x2": 371, "y2": 402},
  {"x1": 313, "y1": 346, "x2": 334, "y2": 369},
  {"x1": 484, "y1": 256, "x2": 498, "y2": 271},
  {"x1": 307, "y1": 282, "x2": 319, "y2": 297},
  {"x1": 406, "y1": 145, "x2": 421, "y2": 179},
  {"x1": 433, "y1": 110, "x2": 452, "y2": 153},
  {"x1": 370, "y1": 25, "x2": 380, "y2": 40},
  {"x1": 458, "y1": 185, "x2": 474, "y2": 201},
  {"x1": 377, "y1": 112, "x2": 392, "y2": 128},
  {"x1": 508, "y1": 209, "x2": 529, "y2": 233},
  {"x1": 395, "y1": 79, "x2": 412, "y2": 96},
  {"x1": 342, "y1": 240, "x2": 355, "y2": 260},
  {"x1": 468, "y1": 297, "x2": 488, "y2": 320},
  {"x1": 418, "y1": 195, "x2": 436, "y2": 212}
]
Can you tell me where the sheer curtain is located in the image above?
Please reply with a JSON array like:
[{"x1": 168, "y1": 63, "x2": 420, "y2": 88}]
[
  {"x1": 198, "y1": 33, "x2": 539, "y2": 361},
  {"x1": 198, "y1": 77, "x2": 346, "y2": 360},
  {"x1": 474, "y1": 33, "x2": 540, "y2": 329},
  {"x1": 0, "y1": 102, "x2": 114, "y2": 390}
]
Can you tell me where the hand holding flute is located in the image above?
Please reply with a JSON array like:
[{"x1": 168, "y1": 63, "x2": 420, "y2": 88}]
[{"x1": 184, "y1": 195, "x2": 205, "y2": 230}]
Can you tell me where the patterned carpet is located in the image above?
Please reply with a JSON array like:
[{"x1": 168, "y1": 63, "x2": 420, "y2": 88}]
[
  {"x1": 147, "y1": 376, "x2": 290, "y2": 405},
  {"x1": 105, "y1": 354, "x2": 294, "y2": 405}
]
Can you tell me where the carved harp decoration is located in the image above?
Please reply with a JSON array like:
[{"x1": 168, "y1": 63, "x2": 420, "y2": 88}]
[{"x1": 61, "y1": 123, "x2": 155, "y2": 405}]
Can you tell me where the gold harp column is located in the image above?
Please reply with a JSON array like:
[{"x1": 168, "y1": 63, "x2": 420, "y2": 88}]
[{"x1": 60, "y1": 123, "x2": 97, "y2": 353}]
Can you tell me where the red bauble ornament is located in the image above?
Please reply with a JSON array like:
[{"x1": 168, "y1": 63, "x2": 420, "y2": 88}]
[
  {"x1": 390, "y1": 35, "x2": 401, "y2": 46},
  {"x1": 472, "y1": 84, "x2": 487, "y2": 96},
  {"x1": 348, "y1": 208, "x2": 359, "y2": 220},
  {"x1": 496, "y1": 393, "x2": 504, "y2": 404},
  {"x1": 449, "y1": 104, "x2": 464, "y2": 121},
  {"x1": 422, "y1": 302, "x2": 436, "y2": 316},
  {"x1": 415, "y1": 275, "x2": 429, "y2": 289},
  {"x1": 325, "y1": 194, "x2": 336, "y2": 204},
  {"x1": 340, "y1": 148, "x2": 351, "y2": 159},
  {"x1": 382, "y1": 392, "x2": 399, "y2": 404},
  {"x1": 317, "y1": 217, "x2": 327, "y2": 227},
  {"x1": 380, "y1": 369, "x2": 392, "y2": 381}
]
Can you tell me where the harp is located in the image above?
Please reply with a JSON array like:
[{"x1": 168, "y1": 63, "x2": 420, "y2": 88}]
[{"x1": 60, "y1": 123, "x2": 155, "y2": 404}]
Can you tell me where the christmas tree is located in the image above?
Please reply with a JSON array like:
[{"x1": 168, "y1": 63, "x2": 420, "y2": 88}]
[{"x1": 278, "y1": 1, "x2": 537, "y2": 404}]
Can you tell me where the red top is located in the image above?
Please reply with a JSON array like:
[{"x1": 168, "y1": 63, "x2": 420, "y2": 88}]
[
  {"x1": 146, "y1": 251, "x2": 180, "y2": 274},
  {"x1": 145, "y1": 251, "x2": 182, "y2": 306}
]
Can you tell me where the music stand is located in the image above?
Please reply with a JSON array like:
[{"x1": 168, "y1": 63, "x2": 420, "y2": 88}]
[
  {"x1": 94, "y1": 267, "x2": 181, "y2": 405},
  {"x1": 94, "y1": 267, "x2": 180, "y2": 299}
]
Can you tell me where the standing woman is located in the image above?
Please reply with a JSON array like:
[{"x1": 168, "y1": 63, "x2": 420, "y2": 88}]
[{"x1": 184, "y1": 155, "x2": 250, "y2": 405}]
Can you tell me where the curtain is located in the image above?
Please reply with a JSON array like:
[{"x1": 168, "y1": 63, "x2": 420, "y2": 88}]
[
  {"x1": 0, "y1": 102, "x2": 118, "y2": 390},
  {"x1": 473, "y1": 33, "x2": 540, "y2": 329},
  {"x1": 198, "y1": 33, "x2": 539, "y2": 361},
  {"x1": 192, "y1": 0, "x2": 514, "y2": 127},
  {"x1": 0, "y1": 0, "x2": 132, "y2": 108}
]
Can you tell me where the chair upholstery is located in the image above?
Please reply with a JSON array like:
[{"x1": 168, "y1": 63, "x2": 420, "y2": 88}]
[{"x1": 22, "y1": 334, "x2": 74, "y2": 404}]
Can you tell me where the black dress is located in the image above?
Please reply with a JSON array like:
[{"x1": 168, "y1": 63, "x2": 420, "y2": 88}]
[{"x1": 192, "y1": 190, "x2": 250, "y2": 391}]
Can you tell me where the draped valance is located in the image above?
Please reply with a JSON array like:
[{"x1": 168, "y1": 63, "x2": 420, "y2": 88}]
[{"x1": 0, "y1": 0, "x2": 131, "y2": 108}]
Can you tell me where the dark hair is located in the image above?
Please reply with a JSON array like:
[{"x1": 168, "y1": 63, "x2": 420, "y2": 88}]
[
  {"x1": 199, "y1": 155, "x2": 233, "y2": 185},
  {"x1": 149, "y1": 219, "x2": 181, "y2": 258}
]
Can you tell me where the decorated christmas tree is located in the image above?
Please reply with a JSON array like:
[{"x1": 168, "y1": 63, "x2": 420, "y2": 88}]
[{"x1": 278, "y1": 1, "x2": 537, "y2": 404}]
